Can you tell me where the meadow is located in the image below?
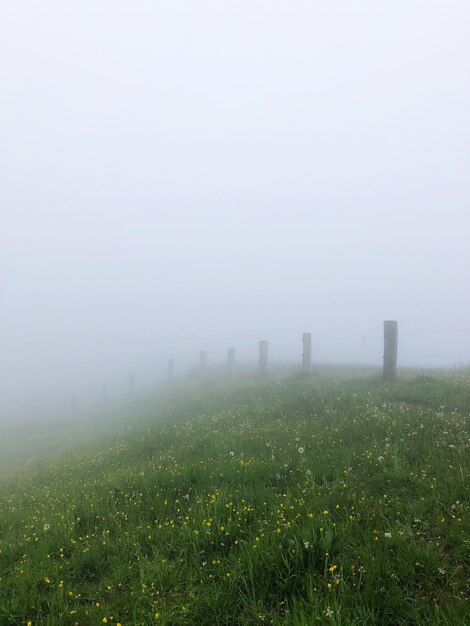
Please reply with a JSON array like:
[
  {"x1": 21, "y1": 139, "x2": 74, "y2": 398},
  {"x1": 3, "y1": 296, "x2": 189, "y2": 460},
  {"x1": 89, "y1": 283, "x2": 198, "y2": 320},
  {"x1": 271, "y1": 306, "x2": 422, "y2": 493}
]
[{"x1": 0, "y1": 368, "x2": 468, "y2": 625}]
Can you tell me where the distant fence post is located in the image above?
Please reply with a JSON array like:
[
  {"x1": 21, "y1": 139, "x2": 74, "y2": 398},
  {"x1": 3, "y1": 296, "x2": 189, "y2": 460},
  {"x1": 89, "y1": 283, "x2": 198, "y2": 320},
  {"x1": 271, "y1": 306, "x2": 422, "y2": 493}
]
[
  {"x1": 101, "y1": 384, "x2": 107, "y2": 411},
  {"x1": 383, "y1": 321, "x2": 398, "y2": 380},
  {"x1": 227, "y1": 347, "x2": 235, "y2": 376},
  {"x1": 128, "y1": 370, "x2": 135, "y2": 397},
  {"x1": 302, "y1": 332, "x2": 312, "y2": 374},
  {"x1": 168, "y1": 358, "x2": 174, "y2": 385},
  {"x1": 259, "y1": 340, "x2": 268, "y2": 376},
  {"x1": 70, "y1": 394, "x2": 77, "y2": 417},
  {"x1": 199, "y1": 351, "x2": 208, "y2": 377}
]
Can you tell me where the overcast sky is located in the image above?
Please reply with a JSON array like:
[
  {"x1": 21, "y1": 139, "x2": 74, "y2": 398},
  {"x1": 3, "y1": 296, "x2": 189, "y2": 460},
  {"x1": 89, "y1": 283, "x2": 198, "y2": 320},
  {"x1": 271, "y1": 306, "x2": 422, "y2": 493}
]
[{"x1": 1, "y1": 1, "x2": 469, "y2": 421}]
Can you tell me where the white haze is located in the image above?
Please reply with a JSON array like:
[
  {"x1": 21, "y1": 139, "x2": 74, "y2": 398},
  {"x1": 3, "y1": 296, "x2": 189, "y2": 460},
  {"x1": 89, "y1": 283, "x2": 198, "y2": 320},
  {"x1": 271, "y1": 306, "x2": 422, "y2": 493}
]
[{"x1": 1, "y1": 1, "x2": 469, "y2": 423}]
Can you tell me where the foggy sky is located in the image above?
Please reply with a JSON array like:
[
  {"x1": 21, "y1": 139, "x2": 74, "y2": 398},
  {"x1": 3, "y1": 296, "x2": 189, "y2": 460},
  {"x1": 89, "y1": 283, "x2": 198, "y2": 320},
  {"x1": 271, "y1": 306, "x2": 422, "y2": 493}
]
[{"x1": 1, "y1": 1, "x2": 470, "y2": 422}]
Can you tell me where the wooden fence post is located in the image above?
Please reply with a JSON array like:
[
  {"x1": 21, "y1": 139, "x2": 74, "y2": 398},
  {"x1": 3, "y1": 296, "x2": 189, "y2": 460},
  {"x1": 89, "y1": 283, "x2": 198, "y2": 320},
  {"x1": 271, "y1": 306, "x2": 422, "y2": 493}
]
[
  {"x1": 168, "y1": 358, "x2": 174, "y2": 385},
  {"x1": 128, "y1": 370, "x2": 135, "y2": 397},
  {"x1": 259, "y1": 340, "x2": 268, "y2": 376},
  {"x1": 383, "y1": 321, "x2": 398, "y2": 380},
  {"x1": 199, "y1": 351, "x2": 208, "y2": 377},
  {"x1": 302, "y1": 332, "x2": 312, "y2": 374},
  {"x1": 101, "y1": 384, "x2": 107, "y2": 411},
  {"x1": 70, "y1": 394, "x2": 77, "y2": 417},
  {"x1": 227, "y1": 347, "x2": 235, "y2": 376}
]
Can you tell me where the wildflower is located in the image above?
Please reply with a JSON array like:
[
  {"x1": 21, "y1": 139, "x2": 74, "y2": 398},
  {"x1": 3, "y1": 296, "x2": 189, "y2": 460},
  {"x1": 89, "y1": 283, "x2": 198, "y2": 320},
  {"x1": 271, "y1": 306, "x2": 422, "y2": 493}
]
[
  {"x1": 298, "y1": 447, "x2": 305, "y2": 454},
  {"x1": 328, "y1": 565, "x2": 337, "y2": 572},
  {"x1": 384, "y1": 532, "x2": 392, "y2": 539},
  {"x1": 378, "y1": 456, "x2": 384, "y2": 462},
  {"x1": 323, "y1": 510, "x2": 329, "y2": 515},
  {"x1": 303, "y1": 540, "x2": 311, "y2": 549},
  {"x1": 229, "y1": 451, "x2": 235, "y2": 456},
  {"x1": 43, "y1": 524, "x2": 50, "y2": 531}
]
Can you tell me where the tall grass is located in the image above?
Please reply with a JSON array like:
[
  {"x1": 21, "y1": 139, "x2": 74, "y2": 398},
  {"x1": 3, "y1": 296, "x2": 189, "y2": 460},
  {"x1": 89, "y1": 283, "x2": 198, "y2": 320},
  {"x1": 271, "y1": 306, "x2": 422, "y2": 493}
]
[{"x1": 0, "y1": 368, "x2": 468, "y2": 625}]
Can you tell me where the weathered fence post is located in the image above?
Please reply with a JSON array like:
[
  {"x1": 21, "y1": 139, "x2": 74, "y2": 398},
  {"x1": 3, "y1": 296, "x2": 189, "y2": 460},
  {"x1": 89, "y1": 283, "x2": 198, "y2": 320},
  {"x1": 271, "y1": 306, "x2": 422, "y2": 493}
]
[
  {"x1": 101, "y1": 384, "x2": 107, "y2": 411},
  {"x1": 302, "y1": 332, "x2": 312, "y2": 374},
  {"x1": 259, "y1": 340, "x2": 268, "y2": 376},
  {"x1": 383, "y1": 320, "x2": 398, "y2": 380},
  {"x1": 227, "y1": 347, "x2": 235, "y2": 376},
  {"x1": 128, "y1": 370, "x2": 135, "y2": 397},
  {"x1": 167, "y1": 358, "x2": 174, "y2": 385},
  {"x1": 70, "y1": 394, "x2": 77, "y2": 417},
  {"x1": 199, "y1": 351, "x2": 208, "y2": 377}
]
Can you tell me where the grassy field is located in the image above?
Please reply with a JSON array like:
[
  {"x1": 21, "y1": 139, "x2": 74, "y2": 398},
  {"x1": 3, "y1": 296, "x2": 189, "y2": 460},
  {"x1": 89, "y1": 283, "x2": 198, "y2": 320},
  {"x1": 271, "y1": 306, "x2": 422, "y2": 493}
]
[{"x1": 0, "y1": 368, "x2": 469, "y2": 625}]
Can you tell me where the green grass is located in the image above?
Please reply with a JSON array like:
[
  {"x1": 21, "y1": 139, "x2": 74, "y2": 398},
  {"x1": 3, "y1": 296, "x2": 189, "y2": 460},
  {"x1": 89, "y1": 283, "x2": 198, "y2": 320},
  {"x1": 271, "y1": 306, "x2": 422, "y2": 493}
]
[{"x1": 0, "y1": 368, "x2": 468, "y2": 625}]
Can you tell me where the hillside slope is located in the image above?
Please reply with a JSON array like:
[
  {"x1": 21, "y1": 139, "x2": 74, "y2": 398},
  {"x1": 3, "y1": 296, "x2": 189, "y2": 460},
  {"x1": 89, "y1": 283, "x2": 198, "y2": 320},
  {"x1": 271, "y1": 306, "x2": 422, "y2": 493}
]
[{"x1": 0, "y1": 370, "x2": 468, "y2": 625}]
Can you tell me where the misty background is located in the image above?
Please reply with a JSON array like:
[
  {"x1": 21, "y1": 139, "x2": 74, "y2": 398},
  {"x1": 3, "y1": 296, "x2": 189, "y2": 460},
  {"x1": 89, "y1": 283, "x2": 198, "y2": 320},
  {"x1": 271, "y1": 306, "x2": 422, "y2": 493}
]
[{"x1": 1, "y1": 1, "x2": 469, "y2": 425}]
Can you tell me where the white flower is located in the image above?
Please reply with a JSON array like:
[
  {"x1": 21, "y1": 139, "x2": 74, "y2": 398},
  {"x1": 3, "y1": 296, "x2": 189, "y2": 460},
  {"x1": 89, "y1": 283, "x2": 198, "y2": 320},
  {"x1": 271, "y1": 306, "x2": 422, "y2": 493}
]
[
  {"x1": 378, "y1": 456, "x2": 384, "y2": 462},
  {"x1": 298, "y1": 447, "x2": 305, "y2": 454},
  {"x1": 303, "y1": 540, "x2": 311, "y2": 549},
  {"x1": 43, "y1": 523, "x2": 50, "y2": 531},
  {"x1": 229, "y1": 451, "x2": 235, "y2": 456},
  {"x1": 384, "y1": 532, "x2": 392, "y2": 539}
]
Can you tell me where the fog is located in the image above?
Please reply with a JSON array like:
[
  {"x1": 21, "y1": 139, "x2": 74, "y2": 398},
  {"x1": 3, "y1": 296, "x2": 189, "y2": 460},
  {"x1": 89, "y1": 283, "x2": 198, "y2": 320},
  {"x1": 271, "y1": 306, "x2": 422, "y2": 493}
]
[{"x1": 1, "y1": 1, "x2": 469, "y2": 425}]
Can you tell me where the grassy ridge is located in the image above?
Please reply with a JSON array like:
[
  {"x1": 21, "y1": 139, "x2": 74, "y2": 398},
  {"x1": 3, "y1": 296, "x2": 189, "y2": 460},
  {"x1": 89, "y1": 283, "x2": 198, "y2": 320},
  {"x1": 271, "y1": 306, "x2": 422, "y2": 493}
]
[{"x1": 0, "y1": 369, "x2": 468, "y2": 625}]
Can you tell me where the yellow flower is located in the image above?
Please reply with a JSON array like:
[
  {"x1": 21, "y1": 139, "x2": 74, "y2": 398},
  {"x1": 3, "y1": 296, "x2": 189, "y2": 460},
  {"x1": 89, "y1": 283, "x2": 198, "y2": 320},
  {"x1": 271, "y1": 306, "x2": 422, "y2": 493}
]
[
  {"x1": 328, "y1": 565, "x2": 337, "y2": 572},
  {"x1": 102, "y1": 619, "x2": 108, "y2": 624}
]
